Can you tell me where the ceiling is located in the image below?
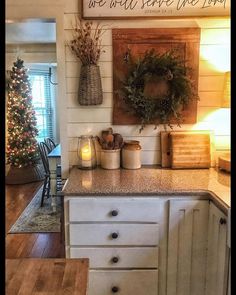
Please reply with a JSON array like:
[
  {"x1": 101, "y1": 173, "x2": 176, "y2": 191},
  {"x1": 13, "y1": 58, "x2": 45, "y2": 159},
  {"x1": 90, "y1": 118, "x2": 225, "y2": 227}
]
[{"x1": 6, "y1": 19, "x2": 56, "y2": 44}]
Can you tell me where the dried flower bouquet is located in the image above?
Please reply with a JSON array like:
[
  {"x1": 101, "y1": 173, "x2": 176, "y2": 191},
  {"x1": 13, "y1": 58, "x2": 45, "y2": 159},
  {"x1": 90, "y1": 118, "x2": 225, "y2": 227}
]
[{"x1": 69, "y1": 16, "x2": 106, "y2": 65}]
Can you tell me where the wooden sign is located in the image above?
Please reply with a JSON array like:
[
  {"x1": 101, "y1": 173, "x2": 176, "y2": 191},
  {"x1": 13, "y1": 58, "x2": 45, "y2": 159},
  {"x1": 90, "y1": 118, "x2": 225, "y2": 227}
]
[
  {"x1": 82, "y1": 0, "x2": 230, "y2": 19},
  {"x1": 112, "y1": 28, "x2": 200, "y2": 125}
]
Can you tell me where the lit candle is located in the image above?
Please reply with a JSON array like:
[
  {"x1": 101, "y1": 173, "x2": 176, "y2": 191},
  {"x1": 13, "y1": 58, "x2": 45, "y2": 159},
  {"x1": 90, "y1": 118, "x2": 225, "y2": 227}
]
[
  {"x1": 81, "y1": 145, "x2": 92, "y2": 167},
  {"x1": 77, "y1": 135, "x2": 96, "y2": 170}
]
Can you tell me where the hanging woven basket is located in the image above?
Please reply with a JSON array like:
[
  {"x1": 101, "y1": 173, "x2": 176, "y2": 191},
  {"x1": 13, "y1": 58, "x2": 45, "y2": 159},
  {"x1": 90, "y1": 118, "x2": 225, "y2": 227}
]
[{"x1": 78, "y1": 65, "x2": 103, "y2": 105}]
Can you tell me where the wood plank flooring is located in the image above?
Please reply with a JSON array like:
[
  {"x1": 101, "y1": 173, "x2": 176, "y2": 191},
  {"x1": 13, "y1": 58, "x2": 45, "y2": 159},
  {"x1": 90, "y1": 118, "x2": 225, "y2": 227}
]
[
  {"x1": 6, "y1": 182, "x2": 65, "y2": 258},
  {"x1": 6, "y1": 258, "x2": 89, "y2": 295}
]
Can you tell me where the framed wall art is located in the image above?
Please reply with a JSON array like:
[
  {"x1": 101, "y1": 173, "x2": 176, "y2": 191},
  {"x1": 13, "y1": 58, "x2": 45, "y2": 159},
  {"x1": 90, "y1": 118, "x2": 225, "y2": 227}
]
[{"x1": 82, "y1": 0, "x2": 230, "y2": 19}]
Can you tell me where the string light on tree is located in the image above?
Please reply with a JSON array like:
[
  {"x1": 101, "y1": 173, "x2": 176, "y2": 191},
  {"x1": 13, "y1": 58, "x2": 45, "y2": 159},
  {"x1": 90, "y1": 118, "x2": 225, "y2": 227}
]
[{"x1": 6, "y1": 57, "x2": 40, "y2": 168}]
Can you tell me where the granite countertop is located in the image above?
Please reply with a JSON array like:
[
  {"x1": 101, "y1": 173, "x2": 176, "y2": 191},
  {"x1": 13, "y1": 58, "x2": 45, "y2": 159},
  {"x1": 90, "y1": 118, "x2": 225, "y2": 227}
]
[{"x1": 62, "y1": 166, "x2": 230, "y2": 211}]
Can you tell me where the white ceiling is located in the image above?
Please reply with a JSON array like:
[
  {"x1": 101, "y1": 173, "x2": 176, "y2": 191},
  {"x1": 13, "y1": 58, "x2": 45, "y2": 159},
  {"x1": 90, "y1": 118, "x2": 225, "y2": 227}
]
[{"x1": 6, "y1": 20, "x2": 56, "y2": 44}]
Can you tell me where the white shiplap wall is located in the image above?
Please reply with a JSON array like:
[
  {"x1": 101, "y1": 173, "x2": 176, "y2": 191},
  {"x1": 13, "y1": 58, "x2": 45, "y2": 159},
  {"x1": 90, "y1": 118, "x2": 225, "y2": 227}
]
[{"x1": 63, "y1": 5, "x2": 230, "y2": 167}]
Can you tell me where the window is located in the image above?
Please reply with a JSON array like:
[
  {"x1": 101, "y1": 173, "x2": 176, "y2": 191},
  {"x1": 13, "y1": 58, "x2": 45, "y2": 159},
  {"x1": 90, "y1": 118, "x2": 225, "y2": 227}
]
[{"x1": 28, "y1": 69, "x2": 53, "y2": 142}]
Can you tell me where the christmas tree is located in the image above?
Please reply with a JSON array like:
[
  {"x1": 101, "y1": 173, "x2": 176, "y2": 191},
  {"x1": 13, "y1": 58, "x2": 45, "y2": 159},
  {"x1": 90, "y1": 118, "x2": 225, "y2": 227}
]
[{"x1": 6, "y1": 58, "x2": 40, "y2": 168}]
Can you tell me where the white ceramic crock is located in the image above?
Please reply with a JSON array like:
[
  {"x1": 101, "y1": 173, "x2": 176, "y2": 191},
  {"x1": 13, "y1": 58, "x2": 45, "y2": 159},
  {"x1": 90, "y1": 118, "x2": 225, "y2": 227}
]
[{"x1": 100, "y1": 149, "x2": 120, "y2": 170}]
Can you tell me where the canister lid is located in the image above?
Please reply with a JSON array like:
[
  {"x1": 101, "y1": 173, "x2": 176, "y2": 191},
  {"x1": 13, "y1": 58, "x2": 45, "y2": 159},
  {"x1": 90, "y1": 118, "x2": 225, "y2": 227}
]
[{"x1": 123, "y1": 140, "x2": 141, "y2": 150}]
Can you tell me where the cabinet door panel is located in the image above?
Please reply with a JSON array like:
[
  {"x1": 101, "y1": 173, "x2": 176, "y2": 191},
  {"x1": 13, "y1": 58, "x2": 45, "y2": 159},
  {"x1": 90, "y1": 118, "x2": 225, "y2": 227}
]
[
  {"x1": 167, "y1": 200, "x2": 209, "y2": 295},
  {"x1": 205, "y1": 203, "x2": 229, "y2": 295}
]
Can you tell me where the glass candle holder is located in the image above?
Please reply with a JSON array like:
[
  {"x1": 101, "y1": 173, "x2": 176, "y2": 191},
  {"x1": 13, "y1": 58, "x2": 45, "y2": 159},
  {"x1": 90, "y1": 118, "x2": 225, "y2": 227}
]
[{"x1": 77, "y1": 135, "x2": 97, "y2": 169}]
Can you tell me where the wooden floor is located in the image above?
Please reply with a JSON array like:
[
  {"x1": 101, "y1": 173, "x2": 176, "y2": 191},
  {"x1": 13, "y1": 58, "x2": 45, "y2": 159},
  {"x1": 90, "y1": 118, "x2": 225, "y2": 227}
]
[{"x1": 6, "y1": 181, "x2": 65, "y2": 258}]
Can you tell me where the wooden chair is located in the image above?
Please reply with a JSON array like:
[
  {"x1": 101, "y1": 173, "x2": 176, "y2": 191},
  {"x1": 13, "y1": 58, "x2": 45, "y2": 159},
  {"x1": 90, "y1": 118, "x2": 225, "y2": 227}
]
[
  {"x1": 38, "y1": 142, "x2": 63, "y2": 207},
  {"x1": 38, "y1": 142, "x2": 51, "y2": 206},
  {"x1": 44, "y1": 137, "x2": 62, "y2": 175},
  {"x1": 44, "y1": 137, "x2": 56, "y2": 152}
]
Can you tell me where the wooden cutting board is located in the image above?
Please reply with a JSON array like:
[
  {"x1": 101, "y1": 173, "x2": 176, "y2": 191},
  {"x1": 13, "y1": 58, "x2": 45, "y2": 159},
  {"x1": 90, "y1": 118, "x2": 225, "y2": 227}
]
[
  {"x1": 170, "y1": 132, "x2": 211, "y2": 168},
  {"x1": 161, "y1": 131, "x2": 211, "y2": 169}
]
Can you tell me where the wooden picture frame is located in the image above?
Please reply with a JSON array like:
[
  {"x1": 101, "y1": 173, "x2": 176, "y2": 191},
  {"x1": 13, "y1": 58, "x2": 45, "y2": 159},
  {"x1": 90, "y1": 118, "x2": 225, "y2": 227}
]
[
  {"x1": 112, "y1": 28, "x2": 201, "y2": 125},
  {"x1": 82, "y1": 0, "x2": 230, "y2": 19}
]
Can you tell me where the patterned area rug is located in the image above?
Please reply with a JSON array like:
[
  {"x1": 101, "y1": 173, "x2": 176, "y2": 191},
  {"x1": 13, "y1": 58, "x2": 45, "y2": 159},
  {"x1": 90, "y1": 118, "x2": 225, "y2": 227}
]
[{"x1": 8, "y1": 187, "x2": 62, "y2": 233}]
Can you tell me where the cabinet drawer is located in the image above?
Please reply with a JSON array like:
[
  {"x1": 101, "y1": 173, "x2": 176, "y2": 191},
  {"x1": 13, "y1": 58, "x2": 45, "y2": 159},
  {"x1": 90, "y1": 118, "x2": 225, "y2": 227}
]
[
  {"x1": 69, "y1": 224, "x2": 159, "y2": 246},
  {"x1": 70, "y1": 247, "x2": 159, "y2": 268},
  {"x1": 88, "y1": 270, "x2": 158, "y2": 295},
  {"x1": 68, "y1": 197, "x2": 160, "y2": 222}
]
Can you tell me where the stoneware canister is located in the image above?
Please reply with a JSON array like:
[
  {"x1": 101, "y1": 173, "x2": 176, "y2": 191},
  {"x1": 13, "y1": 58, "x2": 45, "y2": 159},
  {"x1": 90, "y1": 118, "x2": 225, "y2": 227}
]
[
  {"x1": 122, "y1": 140, "x2": 142, "y2": 169},
  {"x1": 100, "y1": 149, "x2": 120, "y2": 170}
]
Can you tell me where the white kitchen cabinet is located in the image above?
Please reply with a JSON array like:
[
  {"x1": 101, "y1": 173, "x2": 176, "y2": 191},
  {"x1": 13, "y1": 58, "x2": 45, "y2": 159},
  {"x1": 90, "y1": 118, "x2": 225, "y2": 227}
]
[
  {"x1": 167, "y1": 200, "x2": 209, "y2": 295},
  {"x1": 64, "y1": 197, "x2": 162, "y2": 295},
  {"x1": 205, "y1": 202, "x2": 229, "y2": 295},
  {"x1": 64, "y1": 196, "x2": 230, "y2": 295}
]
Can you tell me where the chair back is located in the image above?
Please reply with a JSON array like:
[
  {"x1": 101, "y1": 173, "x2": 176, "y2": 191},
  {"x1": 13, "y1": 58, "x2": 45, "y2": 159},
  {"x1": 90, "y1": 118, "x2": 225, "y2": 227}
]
[
  {"x1": 38, "y1": 142, "x2": 50, "y2": 175},
  {"x1": 44, "y1": 138, "x2": 56, "y2": 152}
]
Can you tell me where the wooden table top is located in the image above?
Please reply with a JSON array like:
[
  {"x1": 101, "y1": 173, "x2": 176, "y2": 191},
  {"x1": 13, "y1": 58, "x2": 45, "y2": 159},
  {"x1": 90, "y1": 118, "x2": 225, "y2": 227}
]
[{"x1": 6, "y1": 258, "x2": 89, "y2": 295}]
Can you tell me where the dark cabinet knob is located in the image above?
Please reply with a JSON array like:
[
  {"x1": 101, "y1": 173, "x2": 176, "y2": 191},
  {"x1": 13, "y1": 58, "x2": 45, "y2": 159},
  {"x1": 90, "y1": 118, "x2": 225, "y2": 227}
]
[
  {"x1": 111, "y1": 210, "x2": 118, "y2": 217},
  {"x1": 111, "y1": 286, "x2": 119, "y2": 293},
  {"x1": 111, "y1": 256, "x2": 119, "y2": 263},
  {"x1": 220, "y1": 218, "x2": 227, "y2": 225},
  {"x1": 111, "y1": 232, "x2": 119, "y2": 239}
]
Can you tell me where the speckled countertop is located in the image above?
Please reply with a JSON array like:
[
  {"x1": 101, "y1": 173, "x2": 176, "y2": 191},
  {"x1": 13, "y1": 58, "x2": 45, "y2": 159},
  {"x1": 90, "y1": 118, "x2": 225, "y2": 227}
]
[{"x1": 62, "y1": 166, "x2": 230, "y2": 212}]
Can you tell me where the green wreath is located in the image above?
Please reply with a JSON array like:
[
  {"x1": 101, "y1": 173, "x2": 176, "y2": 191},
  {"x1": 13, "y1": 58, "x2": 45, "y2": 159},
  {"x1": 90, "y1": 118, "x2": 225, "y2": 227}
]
[{"x1": 121, "y1": 49, "x2": 198, "y2": 132}]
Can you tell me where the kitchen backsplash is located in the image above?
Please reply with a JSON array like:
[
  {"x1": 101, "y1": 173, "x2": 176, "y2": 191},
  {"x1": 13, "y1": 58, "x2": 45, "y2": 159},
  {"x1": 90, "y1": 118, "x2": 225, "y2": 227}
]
[
  {"x1": 62, "y1": 2, "x2": 229, "y2": 167},
  {"x1": 64, "y1": 14, "x2": 230, "y2": 167}
]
